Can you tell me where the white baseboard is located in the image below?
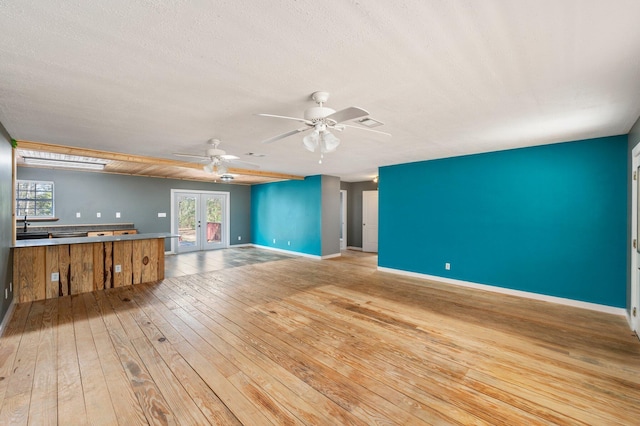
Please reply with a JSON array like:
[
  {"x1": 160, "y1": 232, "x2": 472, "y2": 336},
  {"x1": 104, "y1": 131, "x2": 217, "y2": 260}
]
[
  {"x1": 347, "y1": 246, "x2": 362, "y2": 251},
  {"x1": 252, "y1": 244, "x2": 340, "y2": 260},
  {"x1": 322, "y1": 252, "x2": 342, "y2": 259},
  {"x1": 377, "y1": 266, "x2": 627, "y2": 317},
  {"x1": 0, "y1": 302, "x2": 16, "y2": 338},
  {"x1": 166, "y1": 243, "x2": 252, "y2": 255}
]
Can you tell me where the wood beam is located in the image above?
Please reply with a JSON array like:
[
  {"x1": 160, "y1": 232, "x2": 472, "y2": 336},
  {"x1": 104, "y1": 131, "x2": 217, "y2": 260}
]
[{"x1": 16, "y1": 140, "x2": 305, "y2": 181}]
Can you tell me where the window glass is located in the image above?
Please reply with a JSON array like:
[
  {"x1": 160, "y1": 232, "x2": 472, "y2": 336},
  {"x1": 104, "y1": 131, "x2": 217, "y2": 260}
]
[{"x1": 16, "y1": 180, "x2": 54, "y2": 218}]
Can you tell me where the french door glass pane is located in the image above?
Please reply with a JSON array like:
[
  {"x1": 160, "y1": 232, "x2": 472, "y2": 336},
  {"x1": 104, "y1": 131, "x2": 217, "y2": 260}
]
[
  {"x1": 178, "y1": 195, "x2": 197, "y2": 247},
  {"x1": 206, "y1": 197, "x2": 222, "y2": 243}
]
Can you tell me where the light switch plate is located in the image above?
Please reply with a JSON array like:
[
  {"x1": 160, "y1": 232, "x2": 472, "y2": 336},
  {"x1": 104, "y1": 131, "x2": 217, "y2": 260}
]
[
  {"x1": 158, "y1": 212, "x2": 166, "y2": 218},
  {"x1": 51, "y1": 272, "x2": 59, "y2": 282},
  {"x1": 115, "y1": 265, "x2": 122, "y2": 273}
]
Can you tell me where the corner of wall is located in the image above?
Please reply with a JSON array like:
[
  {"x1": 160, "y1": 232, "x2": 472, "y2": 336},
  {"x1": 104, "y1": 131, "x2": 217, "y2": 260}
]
[{"x1": 0, "y1": 122, "x2": 15, "y2": 326}]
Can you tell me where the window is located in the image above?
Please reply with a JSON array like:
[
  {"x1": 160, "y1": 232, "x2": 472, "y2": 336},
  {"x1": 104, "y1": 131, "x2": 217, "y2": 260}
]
[{"x1": 16, "y1": 180, "x2": 54, "y2": 218}]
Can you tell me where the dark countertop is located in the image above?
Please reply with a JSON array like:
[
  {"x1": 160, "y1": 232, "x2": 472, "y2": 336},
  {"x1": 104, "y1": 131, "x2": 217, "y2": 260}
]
[
  {"x1": 16, "y1": 223, "x2": 136, "y2": 235},
  {"x1": 13, "y1": 232, "x2": 178, "y2": 248}
]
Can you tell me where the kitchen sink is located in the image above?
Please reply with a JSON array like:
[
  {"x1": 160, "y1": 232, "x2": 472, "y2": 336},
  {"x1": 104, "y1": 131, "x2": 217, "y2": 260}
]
[
  {"x1": 16, "y1": 232, "x2": 50, "y2": 240},
  {"x1": 50, "y1": 232, "x2": 88, "y2": 238}
]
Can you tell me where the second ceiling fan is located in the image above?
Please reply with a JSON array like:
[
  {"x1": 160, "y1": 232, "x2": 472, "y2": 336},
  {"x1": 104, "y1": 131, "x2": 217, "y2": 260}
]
[
  {"x1": 257, "y1": 91, "x2": 390, "y2": 163},
  {"x1": 173, "y1": 138, "x2": 258, "y2": 178}
]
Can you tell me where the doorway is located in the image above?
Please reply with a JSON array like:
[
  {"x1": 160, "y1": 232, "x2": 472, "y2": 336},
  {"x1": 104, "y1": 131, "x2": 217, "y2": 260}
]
[
  {"x1": 362, "y1": 190, "x2": 378, "y2": 253},
  {"x1": 171, "y1": 190, "x2": 229, "y2": 253},
  {"x1": 340, "y1": 190, "x2": 347, "y2": 250},
  {"x1": 631, "y1": 145, "x2": 640, "y2": 336}
]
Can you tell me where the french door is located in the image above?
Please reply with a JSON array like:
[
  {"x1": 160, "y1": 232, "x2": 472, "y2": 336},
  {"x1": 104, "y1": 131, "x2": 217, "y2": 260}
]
[{"x1": 172, "y1": 190, "x2": 229, "y2": 253}]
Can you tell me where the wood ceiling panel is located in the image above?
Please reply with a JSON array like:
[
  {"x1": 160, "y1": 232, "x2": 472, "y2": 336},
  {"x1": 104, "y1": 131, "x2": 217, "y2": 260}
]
[{"x1": 15, "y1": 140, "x2": 303, "y2": 185}]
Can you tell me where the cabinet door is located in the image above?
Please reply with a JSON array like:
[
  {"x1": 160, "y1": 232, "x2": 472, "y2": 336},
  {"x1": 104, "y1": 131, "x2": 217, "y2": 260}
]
[
  {"x1": 114, "y1": 229, "x2": 137, "y2": 235},
  {"x1": 88, "y1": 231, "x2": 114, "y2": 237}
]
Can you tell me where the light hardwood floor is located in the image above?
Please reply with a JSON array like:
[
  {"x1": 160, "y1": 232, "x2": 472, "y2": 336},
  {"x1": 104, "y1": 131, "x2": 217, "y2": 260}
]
[{"x1": 1, "y1": 247, "x2": 639, "y2": 425}]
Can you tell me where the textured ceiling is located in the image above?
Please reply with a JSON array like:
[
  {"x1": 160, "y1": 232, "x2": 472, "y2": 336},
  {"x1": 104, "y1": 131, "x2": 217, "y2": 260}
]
[{"x1": 1, "y1": 1, "x2": 640, "y2": 182}]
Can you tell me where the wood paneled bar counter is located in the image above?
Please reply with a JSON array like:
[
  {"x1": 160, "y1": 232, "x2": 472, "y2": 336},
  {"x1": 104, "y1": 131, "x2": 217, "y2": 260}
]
[{"x1": 12, "y1": 233, "x2": 176, "y2": 303}]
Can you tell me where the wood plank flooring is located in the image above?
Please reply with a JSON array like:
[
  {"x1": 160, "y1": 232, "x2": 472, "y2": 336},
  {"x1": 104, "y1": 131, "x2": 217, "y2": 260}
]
[{"x1": 1, "y1": 247, "x2": 640, "y2": 425}]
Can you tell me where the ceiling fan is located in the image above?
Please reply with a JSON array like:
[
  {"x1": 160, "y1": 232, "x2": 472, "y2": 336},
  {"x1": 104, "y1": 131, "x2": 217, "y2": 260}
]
[
  {"x1": 173, "y1": 138, "x2": 259, "y2": 176},
  {"x1": 257, "y1": 91, "x2": 391, "y2": 163}
]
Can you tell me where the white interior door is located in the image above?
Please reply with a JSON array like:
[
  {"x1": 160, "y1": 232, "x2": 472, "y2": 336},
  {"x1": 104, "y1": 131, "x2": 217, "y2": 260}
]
[
  {"x1": 362, "y1": 190, "x2": 378, "y2": 253},
  {"x1": 340, "y1": 190, "x2": 347, "y2": 250},
  {"x1": 632, "y1": 145, "x2": 640, "y2": 336},
  {"x1": 172, "y1": 190, "x2": 229, "y2": 253}
]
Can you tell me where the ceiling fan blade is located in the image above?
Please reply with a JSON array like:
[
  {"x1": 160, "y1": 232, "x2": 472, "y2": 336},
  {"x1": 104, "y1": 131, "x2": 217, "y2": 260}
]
[
  {"x1": 262, "y1": 126, "x2": 311, "y2": 144},
  {"x1": 325, "y1": 107, "x2": 369, "y2": 124},
  {"x1": 173, "y1": 153, "x2": 210, "y2": 159},
  {"x1": 256, "y1": 113, "x2": 313, "y2": 125},
  {"x1": 220, "y1": 154, "x2": 239, "y2": 160},
  {"x1": 341, "y1": 124, "x2": 392, "y2": 136}
]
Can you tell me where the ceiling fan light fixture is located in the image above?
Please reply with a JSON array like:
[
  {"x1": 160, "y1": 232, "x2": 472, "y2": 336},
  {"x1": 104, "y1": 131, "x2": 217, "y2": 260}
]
[
  {"x1": 303, "y1": 131, "x2": 320, "y2": 152},
  {"x1": 220, "y1": 174, "x2": 234, "y2": 182},
  {"x1": 320, "y1": 131, "x2": 340, "y2": 153},
  {"x1": 216, "y1": 164, "x2": 228, "y2": 175}
]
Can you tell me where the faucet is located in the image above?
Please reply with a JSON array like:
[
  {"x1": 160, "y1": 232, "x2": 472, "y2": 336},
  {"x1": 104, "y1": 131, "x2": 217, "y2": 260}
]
[{"x1": 23, "y1": 215, "x2": 28, "y2": 232}]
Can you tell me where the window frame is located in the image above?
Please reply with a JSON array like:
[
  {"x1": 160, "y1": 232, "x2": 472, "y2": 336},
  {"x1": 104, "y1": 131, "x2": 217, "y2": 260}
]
[{"x1": 15, "y1": 179, "x2": 55, "y2": 219}]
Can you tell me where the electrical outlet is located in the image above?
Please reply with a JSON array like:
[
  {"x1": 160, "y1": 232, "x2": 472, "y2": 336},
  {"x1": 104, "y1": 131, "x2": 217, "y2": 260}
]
[
  {"x1": 76, "y1": 212, "x2": 81, "y2": 218},
  {"x1": 4, "y1": 288, "x2": 7, "y2": 299},
  {"x1": 51, "y1": 272, "x2": 59, "y2": 282},
  {"x1": 158, "y1": 212, "x2": 166, "y2": 218},
  {"x1": 115, "y1": 265, "x2": 122, "y2": 273},
  {"x1": 238, "y1": 236, "x2": 241, "y2": 241},
  {"x1": 288, "y1": 241, "x2": 291, "y2": 246},
  {"x1": 273, "y1": 239, "x2": 276, "y2": 244},
  {"x1": 9, "y1": 282, "x2": 12, "y2": 292},
  {"x1": 96, "y1": 212, "x2": 101, "y2": 218},
  {"x1": 116, "y1": 212, "x2": 121, "y2": 218},
  {"x1": 445, "y1": 262, "x2": 451, "y2": 270}
]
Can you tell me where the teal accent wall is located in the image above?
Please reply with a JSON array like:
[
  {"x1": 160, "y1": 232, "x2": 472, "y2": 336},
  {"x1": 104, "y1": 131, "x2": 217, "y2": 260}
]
[
  {"x1": 379, "y1": 135, "x2": 628, "y2": 308},
  {"x1": 251, "y1": 176, "x2": 322, "y2": 256}
]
